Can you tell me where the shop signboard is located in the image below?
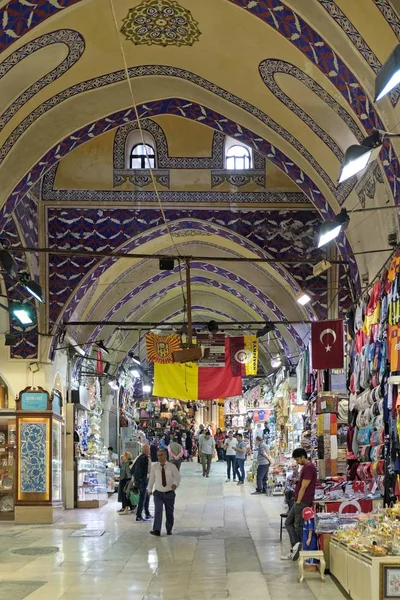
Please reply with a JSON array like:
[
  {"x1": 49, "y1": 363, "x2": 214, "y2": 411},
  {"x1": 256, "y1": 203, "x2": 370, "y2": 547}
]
[
  {"x1": 18, "y1": 387, "x2": 50, "y2": 411},
  {"x1": 197, "y1": 333, "x2": 226, "y2": 367}
]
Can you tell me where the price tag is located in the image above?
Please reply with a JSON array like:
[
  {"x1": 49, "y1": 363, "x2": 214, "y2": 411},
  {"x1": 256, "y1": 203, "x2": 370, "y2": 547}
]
[{"x1": 321, "y1": 401, "x2": 326, "y2": 410}]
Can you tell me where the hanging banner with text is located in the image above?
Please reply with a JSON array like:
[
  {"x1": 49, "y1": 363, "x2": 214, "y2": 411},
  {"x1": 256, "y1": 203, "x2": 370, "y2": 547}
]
[
  {"x1": 197, "y1": 333, "x2": 226, "y2": 367},
  {"x1": 230, "y1": 336, "x2": 258, "y2": 376}
]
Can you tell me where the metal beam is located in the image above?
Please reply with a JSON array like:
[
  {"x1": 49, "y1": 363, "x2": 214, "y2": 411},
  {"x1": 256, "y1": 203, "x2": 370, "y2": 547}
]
[
  {"x1": 8, "y1": 246, "x2": 346, "y2": 265},
  {"x1": 64, "y1": 320, "x2": 313, "y2": 327}
]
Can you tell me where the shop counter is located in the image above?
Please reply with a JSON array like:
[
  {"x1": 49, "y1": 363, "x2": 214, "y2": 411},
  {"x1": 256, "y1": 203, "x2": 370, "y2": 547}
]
[{"x1": 330, "y1": 537, "x2": 400, "y2": 600}]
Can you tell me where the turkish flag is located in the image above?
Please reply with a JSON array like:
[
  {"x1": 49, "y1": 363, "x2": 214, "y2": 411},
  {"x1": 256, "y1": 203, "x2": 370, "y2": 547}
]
[{"x1": 311, "y1": 320, "x2": 344, "y2": 370}]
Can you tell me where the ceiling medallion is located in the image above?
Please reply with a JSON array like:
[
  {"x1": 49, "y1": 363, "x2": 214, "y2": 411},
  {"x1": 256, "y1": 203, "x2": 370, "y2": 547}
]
[{"x1": 121, "y1": 0, "x2": 201, "y2": 47}]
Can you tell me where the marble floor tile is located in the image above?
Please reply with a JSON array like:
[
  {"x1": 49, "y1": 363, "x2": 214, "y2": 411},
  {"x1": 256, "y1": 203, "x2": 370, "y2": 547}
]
[{"x1": 0, "y1": 461, "x2": 348, "y2": 600}]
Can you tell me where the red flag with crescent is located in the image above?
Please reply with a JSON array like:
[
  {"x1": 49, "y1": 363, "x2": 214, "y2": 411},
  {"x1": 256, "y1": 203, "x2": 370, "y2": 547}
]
[{"x1": 311, "y1": 320, "x2": 344, "y2": 370}]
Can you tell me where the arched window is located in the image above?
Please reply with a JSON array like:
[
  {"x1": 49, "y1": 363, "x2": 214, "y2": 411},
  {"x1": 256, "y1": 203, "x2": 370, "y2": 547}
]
[
  {"x1": 129, "y1": 143, "x2": 156, "y2": 169},
  {"x1": 225, "y1": 144, "x2": 252, "y2": 170}
]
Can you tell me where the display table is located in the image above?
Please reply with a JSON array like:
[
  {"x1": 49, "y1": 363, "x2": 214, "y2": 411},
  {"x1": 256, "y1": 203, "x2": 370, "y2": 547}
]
[
  {"x1": 315, "y1": 498, "x2": 382, "y2": 513},
  {"x1": 330, "y1": 537, "x2": 400, "y2": 600}
]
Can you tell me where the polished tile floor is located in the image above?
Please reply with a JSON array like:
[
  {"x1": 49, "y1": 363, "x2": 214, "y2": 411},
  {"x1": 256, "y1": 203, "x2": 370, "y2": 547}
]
[{"x1": 0, "y1": 461, "x2": 347, "y2": 600}]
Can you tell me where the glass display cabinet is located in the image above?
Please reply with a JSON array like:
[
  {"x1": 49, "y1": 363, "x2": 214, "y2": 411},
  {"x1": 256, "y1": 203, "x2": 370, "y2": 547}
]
[
  {"x1": 0, "y1": 415, "x2": 16, "y2": 520},
  {"x1": 76, "y1": 458, "x2": 107, "y2": 508},
  {"x1": 14, "y1": 386, "x2": 64, "y2": 523}
]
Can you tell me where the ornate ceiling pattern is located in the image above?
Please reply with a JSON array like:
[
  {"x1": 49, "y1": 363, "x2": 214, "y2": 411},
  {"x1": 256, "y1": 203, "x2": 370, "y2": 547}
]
[{"x1": 0, "y1": 0, "x2": 398, "y2": 367}]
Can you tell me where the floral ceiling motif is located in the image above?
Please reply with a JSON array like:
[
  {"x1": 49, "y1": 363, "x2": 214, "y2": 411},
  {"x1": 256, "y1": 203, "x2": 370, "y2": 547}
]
[{"x1": 120, "y1": 0, "x2": 201, "y2": 47}]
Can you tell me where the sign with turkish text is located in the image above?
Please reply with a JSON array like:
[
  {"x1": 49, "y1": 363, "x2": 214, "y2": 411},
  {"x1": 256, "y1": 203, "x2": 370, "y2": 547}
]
[
  {"x1": 198, "y1": 333, "x2": 226, "y2": 367},
  {"x1": 19, "y1": 388, "x2": 49, "y2": 411}
]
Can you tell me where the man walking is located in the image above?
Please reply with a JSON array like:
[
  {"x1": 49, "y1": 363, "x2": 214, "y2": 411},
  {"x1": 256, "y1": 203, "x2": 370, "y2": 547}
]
[
  {"x1": 133, "y1": 444, "x2": 152, "y2": 522},
  {"x1": 234, "y1": 433, "x2": 246, "y2": 485},
  {"x1": 282, "y1": 448, "x2": 317, "y2": 561},
  {"x1": 251, "y1": 436, "x2": 272, "y2": 494},
  {"x1": 199, "y1": 430, "x2": 215, "y2": 477},
  {"x1": 224, "y1": 430, "x2": 237, "y2": 482},
  {"x1": 168, "y1": 435, "x2": 184, "y2": 471},
  {"x1": 148, "y1": 449, "x2": 181, "y2": 537}
]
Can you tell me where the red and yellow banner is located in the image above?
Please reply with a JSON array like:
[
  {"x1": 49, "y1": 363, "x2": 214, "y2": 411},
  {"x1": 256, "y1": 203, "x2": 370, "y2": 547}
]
[{"x1": 153, "y1": 339, "x2": 242, "y2": 400}]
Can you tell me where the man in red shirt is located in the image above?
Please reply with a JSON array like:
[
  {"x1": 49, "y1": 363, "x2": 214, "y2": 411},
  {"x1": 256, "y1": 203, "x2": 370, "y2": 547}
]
[{"x1": 281, "y1": 448, "x2": 317, "y2": 561}]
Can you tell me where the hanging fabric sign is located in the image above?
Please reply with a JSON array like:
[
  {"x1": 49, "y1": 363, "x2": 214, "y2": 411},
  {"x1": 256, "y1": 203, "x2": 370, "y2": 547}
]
[
  {"x1": 230, "y1": 336, "x2": 258, "y2": 376},
  {"x1": 146, "y1": 333, "x2": 181, "y2": 364},
  {"x1": 153, "y1": 339, "x2": 242, "y2": 400},
  {"x1": 311, "y1": 320, "x2": 344, "y2": 370},
  {"x1": 197, "y1": 333, "x2": 226, "y2": 367}
]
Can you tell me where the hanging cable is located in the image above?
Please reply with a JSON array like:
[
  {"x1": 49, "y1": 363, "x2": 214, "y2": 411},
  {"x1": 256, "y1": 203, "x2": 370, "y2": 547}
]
[{"x1": 108, "y1": 0, "x2": 186, "y2": 307}]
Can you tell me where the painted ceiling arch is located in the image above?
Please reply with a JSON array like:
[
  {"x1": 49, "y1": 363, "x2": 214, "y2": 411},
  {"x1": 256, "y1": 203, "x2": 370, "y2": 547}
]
[
  {"x1": 47, "y1": 212, "x2": 331, "y2": 331},
  {"x1": 77, "y1": 278, "x2": 299, "y2": 365},
  {"x1": 2, "y1": 96, "x2": 360, "y2": 289},
  {"x1": 0, "y1": 0, "x2": 399, "y2": 365},
  {"x1": 72, "y1": 260, "x2": 308, "y2": 350}
]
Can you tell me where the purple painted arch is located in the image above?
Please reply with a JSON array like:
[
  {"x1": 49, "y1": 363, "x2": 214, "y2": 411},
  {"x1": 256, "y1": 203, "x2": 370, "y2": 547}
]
[
  {"x1": 9, "y1": 98, "x2": 358, "y2": 303},
  {"x1": 80, "y1": 267, "x2": 307, "y2": 353},
  {"x1": 54, "y1": 218, "x2": 316, "y2": 342}
]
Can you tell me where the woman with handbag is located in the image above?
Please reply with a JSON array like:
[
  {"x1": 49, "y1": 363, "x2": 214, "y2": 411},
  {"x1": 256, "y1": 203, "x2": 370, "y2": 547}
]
[{"x1": 118, "y1": 451, "x2": 134, "y2": 514}]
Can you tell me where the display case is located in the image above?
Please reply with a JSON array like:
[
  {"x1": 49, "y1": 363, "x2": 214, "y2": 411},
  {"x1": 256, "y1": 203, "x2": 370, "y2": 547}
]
[
  {"x1": 0, "y1": 415, "x2": 16, "y2": 520},
  {"x1": 105, "y1": 463, "x2": 115, "y2": 494},
  {"x1": 76, "y1": 458, "x2": 107, "y2": 508}
]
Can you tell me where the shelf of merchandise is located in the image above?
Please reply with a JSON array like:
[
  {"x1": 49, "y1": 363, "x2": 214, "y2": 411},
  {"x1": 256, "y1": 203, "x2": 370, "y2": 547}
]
[
  {"x1": 330, "y1": 537, "x2": 400, "y2": 600},
  {"x1": 76, "y1": 458, "x2": 108, "y2": 509},
  {"x1": 0, "y1": 418, "x2": 16, "y2": 521}
]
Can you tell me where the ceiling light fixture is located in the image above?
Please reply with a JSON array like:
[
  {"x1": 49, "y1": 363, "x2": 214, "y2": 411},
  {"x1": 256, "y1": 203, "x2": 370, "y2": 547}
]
[
  {"x1": 130, "y1": 354, "x2": 141, "y2": 365},
  {"x1": 9, "y1": 302, "x2": 34, "y2": 325},
  {"x1": 95, "y1": 340, "x2": 109, "y2": 354},
  {"x1": 270, "y1": 355, "x2": 282, "y2": 369},
  {"x1": 296, "y1": 292, "x2": 311, "y2": 306},
  {"x1": 375, "y1": 44, "x2": 400, "y2": 101},
  {"x1": 19, "y1": 273, "x2": 44, "y2": 303},
  {"x1": 207, "y1": 320, "x2": 218, "y2": 333},
  {"x1": 317, "y1": 209, "x2": 350, "y2": 248},
  {"x1": 143, "y1": 384, "x2": 152, "y2": 393},
  {"x1": 256, "y1": 323, "x2": 275, "y2": 339},
  {"x1": 338, "y1": 130, "x2": 400, "y2": 184},
  {"x1": 108, "y1": 379, "x2": 119, "y2": 390},
  {"x1": 4, "y1": 332, "x2": 17, "y2": 346}
]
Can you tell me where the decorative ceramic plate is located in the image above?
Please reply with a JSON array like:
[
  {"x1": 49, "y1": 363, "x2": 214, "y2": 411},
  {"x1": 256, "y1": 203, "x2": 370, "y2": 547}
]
[
  {"x1": 2, "y1": 477, "x2": 13, "y2": 489},
  {"x1": 0, "y1": 494, "x2": 13, "y2": 511}
]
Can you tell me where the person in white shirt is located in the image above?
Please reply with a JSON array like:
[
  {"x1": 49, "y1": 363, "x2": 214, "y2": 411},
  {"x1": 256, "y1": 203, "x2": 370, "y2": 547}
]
[
  {"x1": 147, "y1": 449, "x2": 181, "y2": 537},
  {"x1": 198, "y1": 430, "x2": 216, "y2": 477},
  {"x1": 224, "y1": 430, "x2": 237, "y2": 482}
]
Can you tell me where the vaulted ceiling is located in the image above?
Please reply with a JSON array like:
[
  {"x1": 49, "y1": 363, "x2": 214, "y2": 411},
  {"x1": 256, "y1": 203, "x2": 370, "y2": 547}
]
[{"x1": 0, "y1": 0, "x2": 399, "y2": 371}]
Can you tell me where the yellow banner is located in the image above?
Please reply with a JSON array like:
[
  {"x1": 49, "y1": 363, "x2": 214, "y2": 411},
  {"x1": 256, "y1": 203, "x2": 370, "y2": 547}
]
[
  {"x1": 153, "y1": 362, "x2": 198, "y2": 400},
  {"x1": 244, "y1": 336, "x2": 258, "y2": 375}
]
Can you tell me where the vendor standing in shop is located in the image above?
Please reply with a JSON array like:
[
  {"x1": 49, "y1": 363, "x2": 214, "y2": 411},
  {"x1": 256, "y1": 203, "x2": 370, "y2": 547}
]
[{"x1": 281, "y1": 448, "x2": 317, "y2": 561}]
